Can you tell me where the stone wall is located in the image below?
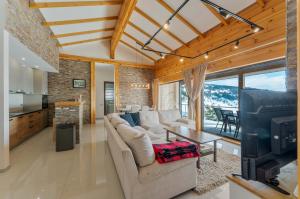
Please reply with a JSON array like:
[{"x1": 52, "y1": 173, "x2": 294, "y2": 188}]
[
  {"x1": 286, "y1": 0, "x2": 297, "y2": 91},
  {"x1": 5, "y1": 0, "x2": 59, "y2": 70},
  {"x1": 119, "y1": 66, "x2": 154, "y2": 107},
  {"x1": 48, "y1": 60, "x2": 91, "y2": 124}
]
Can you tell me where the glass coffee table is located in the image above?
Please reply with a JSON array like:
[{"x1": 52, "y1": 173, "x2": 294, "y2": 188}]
[{"x1": 164, "y1": 126, "x2": 222, "y2": 169}]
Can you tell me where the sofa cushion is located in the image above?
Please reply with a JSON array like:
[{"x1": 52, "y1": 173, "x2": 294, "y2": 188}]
[
  {"x1": 117, "y1": 124, "x2": 143, "y2": 143},
  {"x1": 107, "y1": 112, "x2": 122, "y2": 121},
  {"x1": 111, "y1": 116, "x2": 130, "y2": 128},
  {"x1": 138, "y1": 158, "x2": 196, "y2": 183},
  {"x1": 127, "y1": 133, "x2": 155, "y2": 167},
  {"x1": 158, "y1": 110, "x2": 182, "y2": 124},
  {"x1": 120, "y1": 114, "x2": 136, "y2": 127},
  {"x1": 133, "y1": 126, "x2": 161, "y2": 141},
  {"x1": 139, "y1": 111, "x2": 160, "y2": 126},
  {"x1": 130, "y1": 112, "x2": 141, "y2": 126}
]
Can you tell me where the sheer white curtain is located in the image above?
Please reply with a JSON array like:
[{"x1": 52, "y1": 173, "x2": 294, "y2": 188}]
[{"x1": 183, "y1": 64, "x2": 207, "y2": 119}]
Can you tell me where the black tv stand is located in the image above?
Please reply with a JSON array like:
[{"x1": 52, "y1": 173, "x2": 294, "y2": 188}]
[{"x1": 263, "y1": 178, "x2": 290, "y2": 195}]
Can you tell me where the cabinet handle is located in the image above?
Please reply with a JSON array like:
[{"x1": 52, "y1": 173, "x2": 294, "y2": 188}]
[{"x1": 9, "y1": 119, "x2": 13, "y2": 121}]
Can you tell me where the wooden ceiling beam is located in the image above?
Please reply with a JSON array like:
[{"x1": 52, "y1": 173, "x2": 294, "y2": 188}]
[
  {"x1": 156, "y1": 0, "x2": 205, "y2": 38},
  {"x1": 128, "y1": 22, "x2": 173, "y2": 52},
  {"x1": 123, "y1": 32, "x2": 161, "y2": 56},
  {"x1": 110, "y1": 0, "x2": 138, "y2": 59},
  {"x1": 120, "y1": 40, "x2": 156, "y2": 62},
  {"x1": 42, "y1": 16, "x2": 118, "y2": 26},
  {"x1": 134, "y1": 7, "x2": 187, "y2": 47},
  {"x1": 51, "y1": 28, "x2": 114, "y2": 38},
  {"x1": 30, "y1": 1, "x2": 123, "y2": 8},
  {"x1": 256, "y1": 0, "x2": 265, "y2": 8},
  {"x1": 59, "y1": 53, "x2": 154, "y2": 68},
  {"x1": 204, "y1": 4, "x2": 229, "y2": 25},
  {"x1": 59, "y1": 36, "x2": 111, "y2": 47}
]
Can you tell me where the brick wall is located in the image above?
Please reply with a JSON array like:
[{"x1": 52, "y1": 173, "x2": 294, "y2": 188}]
[
  {"x1": 119, "y1": 66, "x2": 154, "y2": 107},
  {"x1": 5, "y1": 0, "x2": 59, "y2": 70},
  {"x1": 286, "y1": 0, "x2": 297, "y2": 91},
  {"x1": 48, "y1": 59, "x2": 91, "y2": 124}
]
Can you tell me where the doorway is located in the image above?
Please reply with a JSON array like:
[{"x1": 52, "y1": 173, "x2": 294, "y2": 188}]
[{"x1": 104, "y1": 81, "x2": 114, "y2": 115}]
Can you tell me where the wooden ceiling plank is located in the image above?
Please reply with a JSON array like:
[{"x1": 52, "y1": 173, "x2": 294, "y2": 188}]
[
  {"x1": 30, "y1": 1, "x2": 123, "y2": 8},
  {"x1": 256, "y1": 0, "x2": 265, "y2": 8},
  {"x1": 43, "y1": 16, "x2": 118, "y2": 26},
  {"x1": 120, "y1": 40, "x2": 156, "y2": 62},
  {"x1": 51, "y1": 28, "x2": 114, "y2": 38},
  {"x1": 110, "y1": 0, "x2": 138, "y2": 59},
  {"x1": 134, "y1": 7, "x2": 187, "y2": 47},
  {"x1": 156, "y1": 0, "x2": 205, "y2": 38},
  {"x1": 204, "y1": 4, "x2": 228, "y2": 26},
  {"x1": 128, "y1": 22, "x2": 173, "y2": 52},
  {"x1": 59, "y1": 53, "x2": 154, "y2": 69},
  {"x1": 123, "y1": 32, "x2": 161, "y2": 56},
  {"x1": 59, "y1": 36, "x2": 111, "y2": 47}
]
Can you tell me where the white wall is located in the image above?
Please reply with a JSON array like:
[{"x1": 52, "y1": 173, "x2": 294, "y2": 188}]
[
  {"x1": 0, "y1": 0, "x2": 10, "y2": 170},
  {"x1": 96, "y1": 64, "x2": 114, "y2": 119}
]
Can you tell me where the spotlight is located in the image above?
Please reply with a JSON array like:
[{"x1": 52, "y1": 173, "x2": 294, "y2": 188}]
[
  {"x1": 218, "y1": 8, "x2": 230, "y2": 19},
  {"x1": 204, "y1": 52, "x2": 209, "y2": 59},
  {"x1": 163, "y1": 21, "x2": 170, "y2": 30},
  {"x1": 234, "y1": 40, "x2": 239, "y2": 49},
  {"x1": 160, "y1": 53, "x2": 165, "y2": 59},
  {"x1": 251, "y1": 25, "x2": 261, "y2": 33},
  {"x1": 179, "y1": 58, "x2": 184, "y2": 63}
]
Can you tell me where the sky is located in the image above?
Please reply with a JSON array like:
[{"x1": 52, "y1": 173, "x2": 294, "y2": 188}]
[{"x1": 206, "y1": 70, "x2": 287, "y2": 92}]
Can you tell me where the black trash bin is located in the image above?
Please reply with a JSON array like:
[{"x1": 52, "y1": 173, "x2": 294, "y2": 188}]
[{"x1": 56, "y1": 123, "x2": 75, "y2": 152}]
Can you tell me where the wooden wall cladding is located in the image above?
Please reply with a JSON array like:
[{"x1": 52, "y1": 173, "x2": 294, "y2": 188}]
[{"x1": 154, "y1": 0, "x2": 286, "y2": 83}]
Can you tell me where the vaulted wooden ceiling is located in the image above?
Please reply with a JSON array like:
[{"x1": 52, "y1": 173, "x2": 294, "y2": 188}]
[{"x1": 31, "y1": 0, "x2": 265, "y2": 64}]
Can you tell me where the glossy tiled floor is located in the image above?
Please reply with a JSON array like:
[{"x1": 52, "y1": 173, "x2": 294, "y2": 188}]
[{"x1": 0, "y1": 120, "x2": 236, "y2": 199}]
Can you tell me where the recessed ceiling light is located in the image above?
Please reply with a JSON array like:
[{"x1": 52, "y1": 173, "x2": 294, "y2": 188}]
[
  {"x1": 21, "y1": 57, "x2": 26, "y2": 61},
  {"x1": 179, "y1": 58, "x2": 184, "y2": 63},
  {"x1": 35, "y1": 65, "x2": 40, "y2": 68}
]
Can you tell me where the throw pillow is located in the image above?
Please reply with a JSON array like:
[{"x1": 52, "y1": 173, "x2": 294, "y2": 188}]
[
  {"x1": 111, "y1": 116, "x2": 130, "y2": 128},
  {"x1": 127, "y1": 133, "x2": 155, "y2": 167},
  {"x1": 130, "y1": 112, "x2": 141, "y2": 126},
  {"x1": 117, "y1": 124, "x2": 143, "y2": 143},
  {"x1": 120, "y1": 114, "x2": 135, "y2": 127}
]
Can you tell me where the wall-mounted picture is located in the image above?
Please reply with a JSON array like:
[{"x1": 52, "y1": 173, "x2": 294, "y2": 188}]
[{"x1": 73, "y1": 79, "x2": 86, "y2": 88}]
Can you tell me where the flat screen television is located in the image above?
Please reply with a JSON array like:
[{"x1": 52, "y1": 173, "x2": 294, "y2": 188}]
[{"x1": 240, "y1": 89, "x2": 297, "y2": 195}]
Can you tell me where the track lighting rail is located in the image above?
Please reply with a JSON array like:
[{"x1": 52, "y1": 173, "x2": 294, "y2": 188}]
[{"x1": 140, "y1": 0, "x2": 264, "y2": 61}]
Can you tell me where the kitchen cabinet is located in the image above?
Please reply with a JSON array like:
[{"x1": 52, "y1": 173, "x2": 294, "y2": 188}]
[
  {"x1": 33, "y1": 70, "x2": 48, "y2": 94},
  {"x1": 9, "y1": 109, "x2": 48, "y2": 150},
  {"x1": 10, "y1": 64, "x2": 48, "y2": 94}
]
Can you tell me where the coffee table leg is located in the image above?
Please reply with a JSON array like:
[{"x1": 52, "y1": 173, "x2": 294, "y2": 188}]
[
  {"x1": 166, "y1": 130, "x2": 169, "y2": 142},
  {"x1": 197, "y1": 144, "x2": 200, "y2": 169},
  {"x1": 214, "y1": 140, "x2": 217, "y2": 162}
]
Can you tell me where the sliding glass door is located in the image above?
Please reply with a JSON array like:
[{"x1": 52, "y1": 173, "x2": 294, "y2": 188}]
[{"x1": 203, "y1": 76, "x2": 239, "y2": 136}]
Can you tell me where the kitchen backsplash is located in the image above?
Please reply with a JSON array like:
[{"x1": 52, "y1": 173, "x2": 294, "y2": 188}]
[{"x1": 9, "y1": 93, "x2": 43, "y2": 112}]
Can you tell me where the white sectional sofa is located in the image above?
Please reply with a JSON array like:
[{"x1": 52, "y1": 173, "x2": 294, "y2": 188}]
[
  {"x1": 104, "y1": 114, "x2": 197, "y2": 199},
  {"x1": 158, "y1": 109, "x2": 195, "y2": 129}
]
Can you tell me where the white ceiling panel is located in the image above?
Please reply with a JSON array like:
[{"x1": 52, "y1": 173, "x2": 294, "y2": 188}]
[
  {"x1": 124, "y1": 25, "x2": 170, "y2": 53},
  {"x1": 130, "y1": 11, "x2": 181, "y2": 50},
  {"x1": 58, "y1": 31, "x2": 113, "y2": 43},
  {"x1": 210, "y1": 0, "x2": 256, "y2": 14},
  {"x1": 40, "y1": 5, "x2": 121, "y2": 21},
  {"x1": 49, "y1": 21, "x2": 116, "y2": 35},
  {"x1": 164, "y1": 0, "x2": 221, "y2": 33},
  {"x1": 136, "y1": 0, "x2": 197, "y2": 43},
  {"x1": 121, "y1": 35, "x2": 160, "y2": 60}
]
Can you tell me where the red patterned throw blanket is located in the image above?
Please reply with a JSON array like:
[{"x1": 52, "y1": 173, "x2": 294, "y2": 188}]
[{"x1": 153, "y1": 141, "x2": 200, "y2": 163}]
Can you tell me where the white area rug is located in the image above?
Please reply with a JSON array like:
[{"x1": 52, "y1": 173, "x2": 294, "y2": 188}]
[{"x1": 195, "y1": 149, "x2": 240, "y2": 195}]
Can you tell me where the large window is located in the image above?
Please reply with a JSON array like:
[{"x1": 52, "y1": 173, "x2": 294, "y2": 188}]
[
  {"x1": 179, "y1": 81, "x2": 189, "y2": 117},
  {"x1": 244, "y1": 70, "x2": 286, "y2": 91}
]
